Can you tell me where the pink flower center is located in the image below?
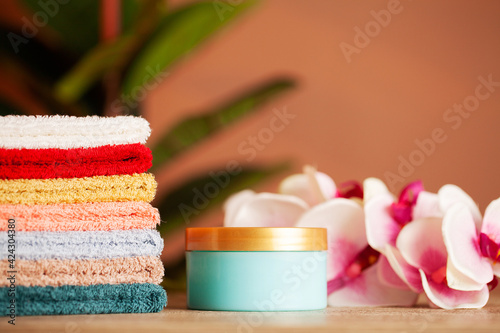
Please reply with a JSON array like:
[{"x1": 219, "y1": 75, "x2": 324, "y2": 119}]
[
  {"x1": 488, "y1": 276, "x2": 498, "y2": 291},
  {"x1": 430, "y1": 266, "x2": 447, "y2": 284},
  {"x1": 327, "y1": 246, "x2": 380, "y2": 294},
  {"x1": 335, "y1": 180, "x2": 363, "y2": 199},
  {"x1": 488, "y1": 277, "x2": 499, "y2": 291},
  {"x1": 390, "y1": 180, "x2": 424, "y2": 226},
  {"x1": 479, "y1": 233, "x2": 500, "y2": 262}
]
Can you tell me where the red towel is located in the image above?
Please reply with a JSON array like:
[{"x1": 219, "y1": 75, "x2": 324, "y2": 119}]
[{"x1": 0, "y1": 143, "x2": 152, "y2": 179}]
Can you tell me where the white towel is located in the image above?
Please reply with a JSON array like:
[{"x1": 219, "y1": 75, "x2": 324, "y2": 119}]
[{"x1": 0, "y1": 115, "x2": 151, "y2": 149}]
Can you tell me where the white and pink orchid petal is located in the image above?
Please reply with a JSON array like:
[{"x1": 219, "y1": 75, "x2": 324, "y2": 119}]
[
  {"x1": 363, "y1": 177, "x2": 392, "y2": 203},
  {"x1": 229, "y1": 193, "x2": 308, "y2": 227},
  {"x1": 482, "y1": 198, "x2": 500, "y2": 244},
  {"x1": 446, "y1": 257, "x2": 488, "y2": 291},
  {"x1": 397, "y1": 217, "x2": 446, "y2": 275},
  {"x1": 385, "y1": 245, "x2": 424, "y2": 293},
  {"x1": 377, "y1": 254, "x2": 411, "y2": 290},
  {"x1": 413, "y1": 191, "x2": 441, "y2": 220},
  {"x1": 296, "y1": 198, "x2": 365, "y2": 280},
  {"x1": 279, "y1": 171, "x2": 336, "y2": 206},
  {"x1": 328, "y1": 261, "x2": 418, "y2": 307},
  {"x1": 438, "y1": 184, "x2": 482, "y2": 229},
  {"x1": 419, "y1": 269, "x2": 489, "y2": 309},
  {"x1": 442, "y1": 203, "x2": 493, "y2": 289},
  {"x1": 223, "y1": 190, "x2": 256, "y2": 226},
  {"x1": 364, "y1": 193, "x2": 401, "y2": 254}
]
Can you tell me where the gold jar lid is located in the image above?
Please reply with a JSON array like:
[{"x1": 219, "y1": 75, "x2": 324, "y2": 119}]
[{"x1": 185, "y1": 227, "x2": 327, "y2": 251}]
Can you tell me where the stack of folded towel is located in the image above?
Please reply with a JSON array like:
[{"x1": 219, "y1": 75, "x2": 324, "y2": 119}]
[{"x1": 0, "y1": 115, "x2": 167, "y2": 316}]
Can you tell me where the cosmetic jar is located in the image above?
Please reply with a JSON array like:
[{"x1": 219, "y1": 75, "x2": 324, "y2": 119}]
[{"x1": 186, "y1": 227, "x2": 327, "y2": 311}]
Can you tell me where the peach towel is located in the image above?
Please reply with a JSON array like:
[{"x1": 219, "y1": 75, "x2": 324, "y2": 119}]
[
  {"x1": 0, "y1": 173, "x2": 156, "y2": 204},
  {"x1": 0, "y1": 256, "x2": 163, "y2": 287},
  {"x1": 0, "y1": 201, "x2": 159, "y2": 231}
]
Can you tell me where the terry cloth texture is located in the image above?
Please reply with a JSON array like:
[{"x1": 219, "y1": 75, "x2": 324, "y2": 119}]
[
  {"x1": 0, "y1": 201, "x2": 160, "y2": 232},
  {"x1": 0, "y1": 143, "x2": 152, "y2": 179},
  {"x1": 0, "y1": 229, "x2": 163, "y2": 260},
  {"x1": 0, "y1": 256, "x2": 164, "y2": 287},
  {"x1": 0, "y1": 115, "x2": 151, "y2": 149},
  {"x1": 0, "y1": 173, "x2": 156, "y2": 204},
  {"x1": 0, "y1": 283, "x2": 167, "y2": 316}
]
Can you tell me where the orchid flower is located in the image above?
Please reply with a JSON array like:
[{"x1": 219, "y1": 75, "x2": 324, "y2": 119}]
[
  {"x1": 223, "y1": 190, "x2": 308, "y2": 227},
  {"x1": 279, "y1": 165, "x2": 363, "y2": 207},
  {"x1": 364, "y1": 179, "x2": 430, "y2": 255},
  {"x1": 223, "y1": 169, "x2": 495, "y2": 309},
  {"x1": 364, "y1": 179, "x2": 480, "y2": 255},
  {"x1": 279, "y1": 165, "x2": 336, "y2": 206},
  {"x1": 296, "y1": 198, "x2": 418, "y2": 307},
  {"x1": 364, "y1": 178, "x2": 492, "y2": 308},
  {"x1": 442, "y1": 199, "x2": 500, "y2": 291},
  {"x1": 223, "y1": 165, "x2": 362, "y2": 227},
  {"x1": 391, "y1": 217, "x2": 489, "y2": 309}
]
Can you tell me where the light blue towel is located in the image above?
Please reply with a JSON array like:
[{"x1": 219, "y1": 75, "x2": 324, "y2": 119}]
[{"x1": 0, "y1": 229, "x2": 163, "y2": 260}]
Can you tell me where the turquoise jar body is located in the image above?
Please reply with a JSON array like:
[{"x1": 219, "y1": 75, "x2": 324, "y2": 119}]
[
  {"x1": 185, "y1": 227, "x2": 328, "y2": 311},
  {"x1": 187, "y1": 251, "x2": 327, "y2": 311}
]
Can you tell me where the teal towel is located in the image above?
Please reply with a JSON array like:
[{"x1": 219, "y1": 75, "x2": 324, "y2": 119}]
[{"x1": 1, "y1": 283, "x2": 167, "y2": 316}]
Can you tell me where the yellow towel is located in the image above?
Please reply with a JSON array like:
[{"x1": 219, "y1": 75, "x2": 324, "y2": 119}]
[{"x1": 0, "y1": 173, "x2": 156, "y2": 204}]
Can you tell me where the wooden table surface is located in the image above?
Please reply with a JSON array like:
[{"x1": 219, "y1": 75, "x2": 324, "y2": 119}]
[{"x1": 2, "y1": 290, "x2": 500, "y2": 332}]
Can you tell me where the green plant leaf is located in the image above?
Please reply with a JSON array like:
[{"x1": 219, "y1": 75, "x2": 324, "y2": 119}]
[
  {"x1": 54, "y1": 37, "x2": 132, "y2": 103},
  {"x1": 155, "y1": 163, "x2": 289, "y2": 237},
  {"x1": 52, "y1": 0, "x2": 165, "y2": 104},
  {"x1": 20, "y1": 0, "x2": 141, "y2": 56},
  {"x1": 20, "y1": 0, "x2": 99, "y2": 55},
  {"x1": 121, "y1": 0, "x2": 258, "y2": 96},
  {"x1": 151, "y1": 78, "x2": 294, "y2": 169}
]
